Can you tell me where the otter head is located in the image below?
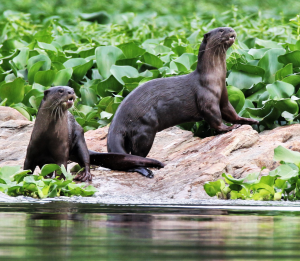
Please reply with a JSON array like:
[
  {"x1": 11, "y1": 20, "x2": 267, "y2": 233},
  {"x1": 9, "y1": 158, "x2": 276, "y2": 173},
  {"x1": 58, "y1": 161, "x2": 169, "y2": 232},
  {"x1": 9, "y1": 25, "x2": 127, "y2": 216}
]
[
  {"x1": 203, "y1": 27, "x2": 236, "y2": 50},
  {"x1": 43, "y1": 86, "x2": 76, "y2": 111}
]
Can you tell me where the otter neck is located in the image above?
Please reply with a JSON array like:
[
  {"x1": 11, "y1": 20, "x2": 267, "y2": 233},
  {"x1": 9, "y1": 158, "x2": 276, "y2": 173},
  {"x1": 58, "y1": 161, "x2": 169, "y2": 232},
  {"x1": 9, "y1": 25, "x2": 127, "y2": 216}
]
[
  {"x1": 196, "y1": 44, "x2": 227, "y2": 77},
  {"x1": 35, "y1": 101, "x2": 68, "y2": 130}
]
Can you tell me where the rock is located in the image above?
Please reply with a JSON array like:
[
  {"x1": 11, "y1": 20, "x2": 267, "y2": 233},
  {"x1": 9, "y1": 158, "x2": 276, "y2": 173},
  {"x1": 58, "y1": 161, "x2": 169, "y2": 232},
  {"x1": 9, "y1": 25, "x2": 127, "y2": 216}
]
[
  {"x1": 0, "y1": 106, "x2": 28, "y2": 123},
  {"x1": 85, "y1": 124, "x2": 300, "y2": 201},
  {"x1": 2, "y1": 106, "x2": 300, "y2": 202}
]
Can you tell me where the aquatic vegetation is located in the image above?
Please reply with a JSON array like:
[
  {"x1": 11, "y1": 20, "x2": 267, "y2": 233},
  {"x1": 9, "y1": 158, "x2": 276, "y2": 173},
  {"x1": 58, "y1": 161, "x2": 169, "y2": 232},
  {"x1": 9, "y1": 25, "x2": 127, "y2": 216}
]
[
  {"x1": 204, "y1": 146, "x2": 300, "y2": 201},
  {"x1": 0, "y1": 164, "x2": 97, "y2": 198},
  {"x1": 1, "y1": 9, "x2": 300, "y2": 135}
]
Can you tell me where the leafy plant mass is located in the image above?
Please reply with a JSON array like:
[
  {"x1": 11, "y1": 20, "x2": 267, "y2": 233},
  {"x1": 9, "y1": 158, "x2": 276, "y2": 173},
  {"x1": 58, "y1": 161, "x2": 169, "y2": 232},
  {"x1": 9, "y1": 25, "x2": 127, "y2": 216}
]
[
  {"x1": 204, "y1": 146, "x2": 300, "y2": 201},
  {"x1": 0, "y1": 165, "x2": 97, "y2": 199},
  {"x1": 1, "y1": 9, "x2": 300, "y2": 135}
]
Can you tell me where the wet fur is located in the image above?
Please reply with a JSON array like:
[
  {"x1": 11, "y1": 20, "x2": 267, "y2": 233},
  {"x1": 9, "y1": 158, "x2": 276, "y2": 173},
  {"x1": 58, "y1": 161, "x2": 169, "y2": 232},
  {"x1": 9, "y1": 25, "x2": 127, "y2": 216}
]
[
  {"x1": 107, "y1": 27, "x2": 259, "y2": 176},
  {"x1": 24, "y1": 86, "x2": 164, "y2": 181}
]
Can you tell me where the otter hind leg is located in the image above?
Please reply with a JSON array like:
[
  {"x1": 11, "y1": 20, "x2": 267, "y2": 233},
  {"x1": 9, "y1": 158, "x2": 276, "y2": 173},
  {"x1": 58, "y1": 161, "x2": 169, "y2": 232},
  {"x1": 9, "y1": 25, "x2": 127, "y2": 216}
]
[{"x1": 129, "y1": 131, "x2": 156, "y2": 178}]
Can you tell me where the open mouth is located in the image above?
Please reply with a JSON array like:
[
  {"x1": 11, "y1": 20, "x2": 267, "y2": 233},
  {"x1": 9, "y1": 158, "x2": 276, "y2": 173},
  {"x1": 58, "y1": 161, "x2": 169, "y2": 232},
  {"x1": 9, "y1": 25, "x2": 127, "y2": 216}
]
[{"x1": 66, "y1": 96, "x2": 75, "y2": 107}]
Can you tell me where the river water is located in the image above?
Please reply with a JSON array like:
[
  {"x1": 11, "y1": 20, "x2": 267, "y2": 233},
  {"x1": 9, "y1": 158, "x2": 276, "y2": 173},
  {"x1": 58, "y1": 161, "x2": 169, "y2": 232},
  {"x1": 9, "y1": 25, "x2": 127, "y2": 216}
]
[{"x1": 1, "y1": 198, "x2": 300, "y2": 260}]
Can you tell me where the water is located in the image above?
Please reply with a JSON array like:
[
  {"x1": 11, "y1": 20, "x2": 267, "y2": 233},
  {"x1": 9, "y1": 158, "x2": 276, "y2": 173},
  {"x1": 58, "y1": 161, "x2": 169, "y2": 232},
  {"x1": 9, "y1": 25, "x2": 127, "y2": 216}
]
[{"x1": 0, "y1": 202, "x2": 300, "y2": 260}]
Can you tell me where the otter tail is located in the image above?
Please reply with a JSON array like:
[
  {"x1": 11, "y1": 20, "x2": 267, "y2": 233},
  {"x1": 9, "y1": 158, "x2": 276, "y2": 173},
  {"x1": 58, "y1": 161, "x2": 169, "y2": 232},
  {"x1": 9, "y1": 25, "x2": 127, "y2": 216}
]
[{"x1": 89, "y1": 150, "x2": 165, "y2": 171}]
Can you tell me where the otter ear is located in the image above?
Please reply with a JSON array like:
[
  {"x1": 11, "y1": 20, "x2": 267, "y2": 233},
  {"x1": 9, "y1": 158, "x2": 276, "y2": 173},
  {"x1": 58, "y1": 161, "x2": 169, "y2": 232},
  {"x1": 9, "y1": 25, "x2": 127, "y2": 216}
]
[
  {"x1": 203, "y1": 33, "x2": 210, "y2": 43},
  {"x1": 44, "y1": 90, "x2": 50, "y2": 99}
]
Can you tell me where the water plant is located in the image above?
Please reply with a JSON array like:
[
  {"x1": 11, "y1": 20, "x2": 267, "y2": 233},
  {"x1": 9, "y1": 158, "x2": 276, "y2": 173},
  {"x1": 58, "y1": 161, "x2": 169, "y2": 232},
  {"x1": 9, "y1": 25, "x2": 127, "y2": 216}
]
[
  {"x1": 204, "y1": 146, "x2": 300, "y2": 201},
  {"x1": 0, "y1": 164, "x2": 97, "y2": 198}
]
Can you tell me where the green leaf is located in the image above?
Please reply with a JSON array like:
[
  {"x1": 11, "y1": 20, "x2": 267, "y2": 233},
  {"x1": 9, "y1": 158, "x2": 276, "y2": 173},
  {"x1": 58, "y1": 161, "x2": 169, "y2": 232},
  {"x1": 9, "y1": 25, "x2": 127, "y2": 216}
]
[
  {"x1": 37, "y1": 42, "x2": 57, "y2": 52},
  {"x1": 275, "y1": 63, "x2": 293, "y2": 81},
  {"x1": 274, "y1": 145, "x2": 300, "y2": 166},
  {"x1": 227, "y1": 85, "x2": 245, "y2": 113},
  {"x1": 227, "y1": 70, "x2": 262, "y2": 90},
  {"x1": 0, "y1": 78, "x2": 25, "y2": 105},
  {"x1": 142, "y1": 52, "x2": 163, "y2": 68},
  {"x1": 110, "y1": 65, "x2": 139, "y2": 85},
  {"x1": 222, "y1": 173, "x2": 246, "y2": 185},
  {"x1": 97, "y1": 75, "x2": 123, "y2": 97},
  {"x1": 40, "y1": 164, "x2": 60, "y2": 177},
  {"x1": 118, "y1": 42, "x2": 145, "y2": 58},
  {"x1": 257, "y1": 48, "x2": 286, "y2": 84},
  {"x1": 53, "y1": 68, "x2": 73, "y2": 86},
  {"x1": 269, "y1": 164, "x2": 298, "y2": 180},
  {"x1": 27, "y1": 54, "x2": 51, "y2": 72},
  {"x1": 203, "y1": 180, "x2": 224, "y2": 197},
  {"x1": 12, "y1": 48, "x2": 29, "y2": 70},
  {"x1": 95, "y1": 46, "x2": 124, "y2": 79},
  {"x1": 266, "y1": 81, "x2": 294, "y2": 99},
  {"x1": 278, "y1": 50, "x2": 300, "y2": 67},
  {"x1": 28, "y1": 61, "x2": 45, "y2": 85},
  {"x1": 34, "y1": 70, "x2": 55, "y2": 86},
  {"x1": 174, "y1": 53, "x2": 197, "y2": 71}
]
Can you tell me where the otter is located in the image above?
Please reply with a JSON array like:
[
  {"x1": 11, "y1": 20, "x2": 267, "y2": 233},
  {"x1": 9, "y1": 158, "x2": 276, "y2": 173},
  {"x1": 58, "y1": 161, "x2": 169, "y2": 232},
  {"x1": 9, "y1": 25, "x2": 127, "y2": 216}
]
[
  {"x1": 107, "y1": 27, "x2": 259, "y2": 178},
  {"x1": 24, "y1": 86, "x2": 164, "y2": 181}
]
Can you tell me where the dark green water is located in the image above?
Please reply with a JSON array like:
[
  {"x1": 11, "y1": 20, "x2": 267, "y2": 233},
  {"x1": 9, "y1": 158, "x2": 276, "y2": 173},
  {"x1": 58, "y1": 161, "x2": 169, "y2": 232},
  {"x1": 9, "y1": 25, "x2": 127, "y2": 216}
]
[{"x1": 1, "y1": 202, "x2": 300, "y2": 260}]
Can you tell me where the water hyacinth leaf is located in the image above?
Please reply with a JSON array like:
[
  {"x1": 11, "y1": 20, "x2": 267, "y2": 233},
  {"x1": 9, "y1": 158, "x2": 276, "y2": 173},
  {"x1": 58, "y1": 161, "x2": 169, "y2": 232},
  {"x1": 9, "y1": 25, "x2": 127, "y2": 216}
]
[
  {"x1": 27, "y1": 54, "x2": 51, "y2": 72},
  {"x1": 266, "y1": 81, "x2": 294, "y2": 99},
  {"x1": 142, "y1": 52, "x2": 164, "y2": 68},
  {"x1": 53, "y1": 35, "x2": 73, "y2": 47},
  {"x1": 80, "y1": 87, "x2": 98, "y2": 106},
  {"x1": 12, "y1": 170, "x2": 31, "y2": 183},
  {"x1": 275, "y1": 63, "x2": 293, "y2": 81},
  {"x1": 203, "y1": 180, "x2": 224, "y2": 197},
  {"x1": 79, "y1": 11, "x2": 110, "y2": 24},
  {"x1": 118, "y1": 42, "x2": 145, "y2": 58},
  {"x1": 95, "y1": 46, "x2": 124, "y2": 79},
  {"x1": 238, "y1": 99, "x2": 255, "y2": 117},
  {"x1": 28, "y1": 61, "x2": 45, "y2": 84},
  {"x1": 0, "y1": 77, "x2": 25, "y2": 105},
  {"x1": 10, "y1": 103, "x2": 31, "y2": 120},
  {"x1": 110, "y1": 65, "x2": 139, "y2": 84},
  {"x1": 40, "y1": 164, "x2": 60, "y2": 177},
  {"x1": 282, "y1": 75, "x2": 300, "y2": 86},
  {"x1": 72, "y1": 60, "x2": 93, "y2": 82},
  {"x1": 174, "y1": 53, "x2": 198, "y2": 71},
  {"x1": 63, "y1": 58, "x2": 87, "y2": 68},
  {"x1": 278, "y1": 50, "x2": 300, "y2": 67},
  {"x1": 255, "y1": 38, "x2": 284, "y2": 49},
  {"x1": 0, "y1": 166, "x2": 21, "y2": 180},
  {"x1": 269, "y1": 164, "x2": 298, "y2": 180},
  {"x1": 274, "y1": 145, "x2": 300, "y2": 166},
  {"x1": 227, "y1": 85, "x2": 245, "y2": 113},
  {"x1": 34, "y1": 70, "x2": 55, "y2": 86},
  {"x1": 227, "y1": 70, "x2": 262, "y2": 90},
  {"x1": 257, "y1": 48, "x2": 286, "y2": 83},
  {"x1": 187, "y1": 29, "x2": 201, "y2": 44},
  {"x1": 97, "y1": 75, "x2": 123, "y2": 97},
  {"x1": 37, "y1": 42, "x2": 57, "y2": 52},
  {"x1": 12, "y1": 47, "x2": 29, "y2": 70},
  {"x1": 248, "y1": 48, "x2": 270, "y2": 59},
  {"x1": 231, "y1": 63, "x2": 265, "y2": 76},
  {"x1": 53, "y1": 68, "x2": 73, "y2": 86},
  {"x1": 82, "y1": 185, "x2": 98, "y2": 196},
  {"x1": 222, "y1": 173, "x2": 246, "y2": 185}
]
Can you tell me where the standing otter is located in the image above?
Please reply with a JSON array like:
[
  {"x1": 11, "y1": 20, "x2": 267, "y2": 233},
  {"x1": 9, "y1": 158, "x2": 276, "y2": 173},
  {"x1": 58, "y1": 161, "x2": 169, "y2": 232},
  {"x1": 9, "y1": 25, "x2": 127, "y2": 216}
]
[
  {"x1": 107, "y1": 27, "x2": 259, "y2": 178},
  {"x1": 24, "y1": 86, "x2": 164, "y2": 181}
]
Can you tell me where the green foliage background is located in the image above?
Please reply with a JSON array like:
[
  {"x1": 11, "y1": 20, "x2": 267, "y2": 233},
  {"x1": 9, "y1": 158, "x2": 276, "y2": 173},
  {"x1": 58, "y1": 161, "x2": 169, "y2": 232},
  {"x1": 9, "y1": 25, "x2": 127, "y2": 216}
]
[{"x1": 1, "y1": 1, "x2": 300, "y2": 135}]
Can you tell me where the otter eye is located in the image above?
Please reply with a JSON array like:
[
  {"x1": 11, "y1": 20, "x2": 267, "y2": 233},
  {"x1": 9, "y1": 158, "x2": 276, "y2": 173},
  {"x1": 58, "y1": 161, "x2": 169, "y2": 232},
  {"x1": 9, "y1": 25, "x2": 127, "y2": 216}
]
[
  {"x1": 59, "y1": 89, "x2": 64, "y2": 94},
  {"x1": 219, "y1": 29, "x2": 224, "y2": 33}
]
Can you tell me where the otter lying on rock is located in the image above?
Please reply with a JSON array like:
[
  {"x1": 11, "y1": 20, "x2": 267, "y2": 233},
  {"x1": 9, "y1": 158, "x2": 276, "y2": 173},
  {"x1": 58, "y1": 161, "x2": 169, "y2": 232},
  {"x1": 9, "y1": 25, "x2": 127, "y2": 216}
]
[
  {"x1": 107, "y1": 27, "x2": 259, "y2": 178},
  {"x1": 24, "y1": 86, "x2": 164, "y2": 181}
]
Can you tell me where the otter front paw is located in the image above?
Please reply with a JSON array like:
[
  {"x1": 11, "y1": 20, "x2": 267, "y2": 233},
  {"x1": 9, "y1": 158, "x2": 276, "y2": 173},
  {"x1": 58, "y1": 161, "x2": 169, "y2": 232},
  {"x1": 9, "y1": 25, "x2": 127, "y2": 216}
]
[{"x1": 74, "y1": 171, "x2": 92, "y2": 182}]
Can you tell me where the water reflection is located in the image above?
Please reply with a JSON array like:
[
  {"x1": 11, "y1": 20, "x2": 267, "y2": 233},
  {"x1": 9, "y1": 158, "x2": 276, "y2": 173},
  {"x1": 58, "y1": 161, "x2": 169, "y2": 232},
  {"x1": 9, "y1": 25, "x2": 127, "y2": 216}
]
[{"x1": 0, "y1": 206, "x2": 299, "y2": 260}]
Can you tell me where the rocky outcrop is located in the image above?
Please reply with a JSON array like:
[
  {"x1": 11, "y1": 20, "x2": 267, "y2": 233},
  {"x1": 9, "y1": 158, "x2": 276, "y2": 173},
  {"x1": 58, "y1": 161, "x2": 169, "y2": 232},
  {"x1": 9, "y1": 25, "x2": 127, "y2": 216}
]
[{"x1": 1, "y1": 107, "x2": 300, "y2": 200}]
